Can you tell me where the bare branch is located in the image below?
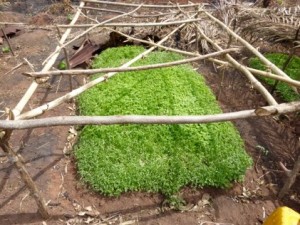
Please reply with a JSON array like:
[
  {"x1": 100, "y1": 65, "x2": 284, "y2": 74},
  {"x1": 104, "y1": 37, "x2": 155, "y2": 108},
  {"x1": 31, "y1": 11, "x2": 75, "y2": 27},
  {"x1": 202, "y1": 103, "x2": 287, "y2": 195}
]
[
  {"x1": 57, "y1": 18, "x2": 204, "y2": 29},
  {"x1": 83, "y1": 0, "x2": 204, "y2": 9},
  {"x1": 1, "y1": 102, "x2": 300, "y2": 130}
]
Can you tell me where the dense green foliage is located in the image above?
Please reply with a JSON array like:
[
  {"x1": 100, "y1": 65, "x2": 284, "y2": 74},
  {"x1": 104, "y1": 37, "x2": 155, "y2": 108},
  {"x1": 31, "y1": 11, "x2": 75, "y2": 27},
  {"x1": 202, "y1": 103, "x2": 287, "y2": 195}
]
[
  {"x1": 75, "y1": 46, "x2": 252, "y2": 196},
  {"x1": 249, "y1": 53, "x2": 300, "y2": 101}
]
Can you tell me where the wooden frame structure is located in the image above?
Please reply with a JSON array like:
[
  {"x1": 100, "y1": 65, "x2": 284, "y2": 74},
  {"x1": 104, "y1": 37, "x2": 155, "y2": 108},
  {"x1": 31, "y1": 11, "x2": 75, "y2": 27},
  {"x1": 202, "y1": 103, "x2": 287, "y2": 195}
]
[{"x1": 0, "y1": 0, "x2": 299, "y2": 218}]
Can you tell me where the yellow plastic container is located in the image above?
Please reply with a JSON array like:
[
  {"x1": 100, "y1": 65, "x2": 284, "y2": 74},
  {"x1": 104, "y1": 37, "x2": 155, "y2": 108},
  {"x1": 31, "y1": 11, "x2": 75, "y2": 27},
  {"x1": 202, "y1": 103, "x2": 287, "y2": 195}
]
[{"x1": 263, "y1": 207, "x2": 300, "y2": 225}]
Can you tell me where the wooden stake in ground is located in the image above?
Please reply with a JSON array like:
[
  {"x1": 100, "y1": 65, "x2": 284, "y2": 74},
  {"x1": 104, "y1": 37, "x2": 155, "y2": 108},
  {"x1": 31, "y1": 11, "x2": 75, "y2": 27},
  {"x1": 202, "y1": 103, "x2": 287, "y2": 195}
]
[
  {"x1": 83, "y1": 0, "x2": 202, "y2": 9},
  {"x1": 0, "y1": 110, "x2": 49, "y2": 218},
  {"x1": 278, "y1": 139, "x2": 300, "y2": 198},
  {"x1": 24, "y1": 49, "x2": 239, "y2": 77}
]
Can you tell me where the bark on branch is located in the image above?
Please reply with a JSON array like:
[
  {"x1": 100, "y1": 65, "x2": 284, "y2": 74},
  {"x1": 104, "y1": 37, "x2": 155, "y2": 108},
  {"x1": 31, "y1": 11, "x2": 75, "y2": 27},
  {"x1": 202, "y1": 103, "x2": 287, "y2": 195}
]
[{"x1": 1, "y1": 102, "x2": 299, "y2": 130}]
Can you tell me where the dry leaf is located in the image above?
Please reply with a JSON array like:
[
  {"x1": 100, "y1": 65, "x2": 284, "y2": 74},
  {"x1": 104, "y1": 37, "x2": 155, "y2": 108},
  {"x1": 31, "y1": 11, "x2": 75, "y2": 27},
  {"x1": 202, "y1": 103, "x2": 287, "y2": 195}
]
[
  {"x1": 84, "y1": 217, "x2": 94, "y2": 224},
  {"x1": 84, "y1": 206, "x2": 92, "y2": 211},
  {"x1": 69, "y1": 126, "x2": 77, "y2": 135}
]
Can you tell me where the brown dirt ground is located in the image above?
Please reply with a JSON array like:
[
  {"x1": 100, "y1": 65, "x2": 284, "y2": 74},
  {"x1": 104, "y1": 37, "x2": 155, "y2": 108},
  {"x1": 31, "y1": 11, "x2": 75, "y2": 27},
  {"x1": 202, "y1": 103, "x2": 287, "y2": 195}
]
[{"x1": 0, "y1": 1, "x2": 299, "y2": 225}]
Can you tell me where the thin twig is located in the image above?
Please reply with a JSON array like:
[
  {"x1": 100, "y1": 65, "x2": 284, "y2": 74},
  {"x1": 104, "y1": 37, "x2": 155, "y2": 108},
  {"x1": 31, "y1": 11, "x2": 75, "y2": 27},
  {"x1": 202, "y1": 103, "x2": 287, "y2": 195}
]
[
  {"x1": 4, "y1": 62, "x2": 24, "y2": 76},
  {"x1": 23, "y1": 58, "x2": 35, "y2": 72},
  {"x1": 19, "y1": 191, "x2": 30, "y2": 211},
  {"x1": 83, "y1": 0, "x2": 203, "y2": 9},
  {"x1": 1, "y1": 28, "x2": 15, "y2": 56}
]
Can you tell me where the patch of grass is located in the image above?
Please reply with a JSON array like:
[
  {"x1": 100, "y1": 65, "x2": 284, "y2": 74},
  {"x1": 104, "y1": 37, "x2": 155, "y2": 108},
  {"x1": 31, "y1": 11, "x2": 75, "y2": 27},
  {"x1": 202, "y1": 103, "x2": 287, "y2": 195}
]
[
  {"x1": 249, "y1": 53, "x2": 300, "y2": 102},
  {"x1": 75, "y1": 46, "x2": 252, "y2": 196},
  {"x1": 2, "y1": 46, "x2": 10, "y2": 53},
  {"x1": 58, "y1": 60, "x2": 67, "y2": 70}
]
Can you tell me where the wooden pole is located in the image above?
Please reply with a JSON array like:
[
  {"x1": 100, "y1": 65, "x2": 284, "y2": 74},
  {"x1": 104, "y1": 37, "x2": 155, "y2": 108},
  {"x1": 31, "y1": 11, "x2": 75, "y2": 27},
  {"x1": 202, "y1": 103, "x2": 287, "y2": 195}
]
[
  {"x1": 83, "y1": 0, "x2": 203, "y2": 9},
  {"x1": 1, "y1": 28, "x2": 15, "y2": 56},
  {"x1": 1, "y1": 102, "x2": 300, "y2": 130},
  {"x1": 56, "y1": 26, "x2": 72, "y2": 91},
  {"x1": 6, "y1": 2, "x2": 85, "y2": 219},
  {"x1": 56, "y1": 18, "x2": 205, "y2": 29}
]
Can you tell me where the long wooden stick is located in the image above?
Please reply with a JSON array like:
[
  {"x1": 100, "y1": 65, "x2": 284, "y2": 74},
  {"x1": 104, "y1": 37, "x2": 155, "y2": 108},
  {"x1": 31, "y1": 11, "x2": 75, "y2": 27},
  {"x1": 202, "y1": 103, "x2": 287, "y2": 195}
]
[
  {"x1": 0, "y1": 110, "x2": 49, "y2": 218},
  {"x1": 1, "y1": 102, "x2": 300, "y2": 130},
  {"x1": 81, "y1": 6, "x2": 192, "y2": 18},
  {"x1": 12, "y1": 1, "x2": 85, "y2": 117},
  {"x1": 57, "y1": 17, "x2": 204, "y2": 29},
  {"x1": 0, "y1": 22, "x2": 26, "y2": 25},
  {"x1": 204, "y1": 11, "x2": 298, "y2": 92},
  {"x1": 83, "y1": 0, "x2": 202, "y2": 8},
  {"x1": 16, "y1": 25, "x2": 185, "y2": 120},
  {"x1": 82, "y1": 6, "x2": 126, "y2": 14},
  {"x1": 24, "y1": 48, "x2": 238, "y2": 77}
]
